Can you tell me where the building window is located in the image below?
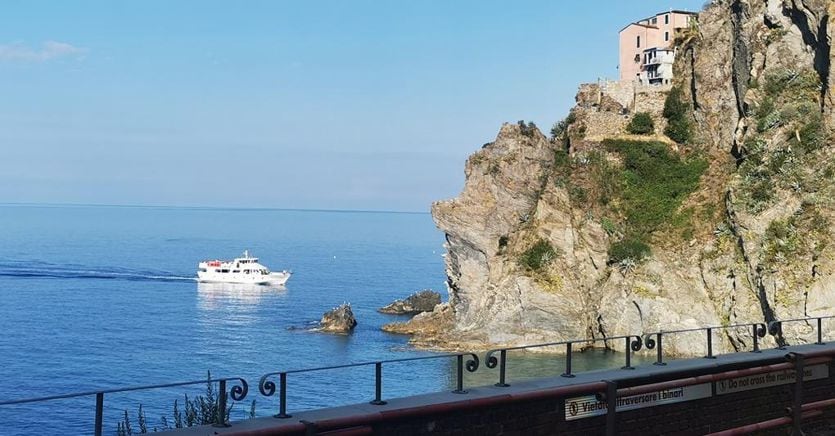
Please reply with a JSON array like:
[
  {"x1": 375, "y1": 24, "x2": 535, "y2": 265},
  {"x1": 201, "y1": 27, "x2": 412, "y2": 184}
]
[
  {"x1": 665, "y1": 15, "x2": 669, "y2": 24},
  {"x1": 637, "y1": 36, "x2": 641, "y2": 48},
  {"x1": 665, "y1": 31, "x2": 669, "y2": 41},
  {"x1": 652, "y1": 17, "x2": 657, "y2": 24}
]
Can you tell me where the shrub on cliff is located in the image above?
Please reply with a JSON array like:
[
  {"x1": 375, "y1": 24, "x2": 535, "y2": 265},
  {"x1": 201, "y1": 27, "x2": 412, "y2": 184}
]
[
  {"x1": 663, "y1": 87, "x2": 693, "y2": 143},
  {"x1": 626, "y1": 112, "x2": 655, "y2": 135},
  {"x1": 602, "y1": 139, "x2": 707, "y2": 264},
  {"x1": 519, "y1": 239, "x2": 558, "y2": 271},
  {"x1": 608, "y1": 237, "x2": 650, "y2": 264},
  {"x1": 550, "y1": 112, "x2": 576, "y2": 142},
  {"x1": 606, "y1": 140, "x2": 707, "y2": 236},
  {"x1": 518, "y1": 120, "x2": 539, "y2": 138}
]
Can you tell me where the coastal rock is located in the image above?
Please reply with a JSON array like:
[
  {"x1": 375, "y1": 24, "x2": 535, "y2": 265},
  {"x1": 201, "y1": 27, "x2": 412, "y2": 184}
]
[
  {"x1": 397, "y1": 0, "x2": 835, "y2": 355},
  {"x1": 382, "y1": 303, "x2": 487, "y2": 350},
  {"x1": 318, "y1": 303, "x2": 357, "y2": 334},
  {"x1": 378, "y1": 290, "x2": 442, "y2": 314}
]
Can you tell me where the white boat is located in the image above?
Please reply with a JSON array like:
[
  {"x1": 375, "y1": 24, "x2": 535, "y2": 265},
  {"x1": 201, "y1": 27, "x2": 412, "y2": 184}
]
[{"x1": 197, "y1": 250, "x2": 291, "y2": 285}]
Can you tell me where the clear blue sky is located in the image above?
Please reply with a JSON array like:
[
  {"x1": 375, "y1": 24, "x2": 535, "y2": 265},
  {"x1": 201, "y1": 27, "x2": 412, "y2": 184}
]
[{"x1": 0, "y1": 0, "x2": 704, "y2": 212}]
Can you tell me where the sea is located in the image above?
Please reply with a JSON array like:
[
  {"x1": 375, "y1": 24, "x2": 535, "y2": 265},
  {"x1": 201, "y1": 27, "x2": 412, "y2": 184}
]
[{"x1": 0, "y1": 204, "x2": 643, "y2": 435}]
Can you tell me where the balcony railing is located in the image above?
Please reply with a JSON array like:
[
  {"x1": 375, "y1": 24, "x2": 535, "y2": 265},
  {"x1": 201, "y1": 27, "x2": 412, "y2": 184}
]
[{"x1": 1, "y1": 315, "x2": 834, "y2": 434}]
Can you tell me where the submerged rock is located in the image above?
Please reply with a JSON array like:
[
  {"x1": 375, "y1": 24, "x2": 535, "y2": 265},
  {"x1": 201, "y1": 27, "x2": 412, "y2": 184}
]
[
  {"x1": 378, "y1": 290, "x2": 442, "y2": 315},
  {"x1": 318, "y1": 303, "x2": 357, "y2": 334}
]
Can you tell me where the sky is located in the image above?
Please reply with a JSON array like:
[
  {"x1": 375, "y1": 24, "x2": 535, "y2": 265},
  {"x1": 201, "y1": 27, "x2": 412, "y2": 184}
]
[{"x1": 0, "y1": 0, "x2": 705, "y2": 212}]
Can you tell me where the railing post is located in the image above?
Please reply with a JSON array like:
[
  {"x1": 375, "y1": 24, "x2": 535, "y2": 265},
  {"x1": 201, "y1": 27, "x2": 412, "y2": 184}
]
[
  {"x1": 773, "y1": 322, "x2": 786, "y2": 350},
  {"x1": 791, "y1": 354, "x2": 805, "y2": 435},
  {"x1": 562, "y1": 342, "x2": 575, "y2": 378},
  {"x1": 752, "y1": 324, "x2": 761, "y2": 353},
  {"x1": 816, "y1": 318, "x2": 825, "y2": 345},
  {"x1": 94, "y1": 392, "x2": 103, "y2": 436},
  {"x1": 495, "y1": 350, "x2": 509, "y2": 387},
  {"x1": 275, "y1": 372, "x2": 291, "y2": 418},
  {"x1": 605, "y1": 380, "x2": 618, "y2": 436},
  {"x1": 654, "y1": 333, "x2": 666, "y2": 366},
  {"x1": 453, "y1": 355, "x2": 467, "y2": 394},
  {"x1": 370, "y1": 362, "x2": 387, "y2": 405},
  {"x1": 213, "y1": 379, "x2": 230, "y2": 427},
  {"x1": 622, "y1": 337, "x2": 633, "y2": 370},
  {"x1": 705, "y1": 328, "x2": 715, "y2": 359}
]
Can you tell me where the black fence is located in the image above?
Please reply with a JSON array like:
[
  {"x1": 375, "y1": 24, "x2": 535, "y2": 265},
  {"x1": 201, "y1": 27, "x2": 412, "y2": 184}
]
[{"x1": 1, "y1": 315, "x2": 833, "y2": 434}]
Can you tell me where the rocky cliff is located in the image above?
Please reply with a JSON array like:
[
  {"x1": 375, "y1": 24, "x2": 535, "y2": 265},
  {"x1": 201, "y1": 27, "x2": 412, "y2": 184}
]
[{"x1": 393, "y1": 0, "x2": 835, "y2": 356}]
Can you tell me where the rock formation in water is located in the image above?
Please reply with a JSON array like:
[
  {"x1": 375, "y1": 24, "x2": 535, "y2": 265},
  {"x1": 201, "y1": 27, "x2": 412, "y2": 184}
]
[
  {"x1": 378, "y1": 290, "x2": 442, "y2": 315},
  {"x1": 318, "y1": 303, "x2": 357, "y2": 334},
  {"x1": 393, "y1": 0, "x2": 835, "y2": 356}
]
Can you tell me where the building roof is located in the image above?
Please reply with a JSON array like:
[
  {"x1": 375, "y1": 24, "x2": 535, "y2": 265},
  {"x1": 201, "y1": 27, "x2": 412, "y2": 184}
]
[
  {"x1": 619, "y1": 9, "x2": 698, "y2": 34},
  {"x1": 619, "y1": 22, "x2": 660, "y2": 33},
  {"x1": 667, "y1": 9, "x2": 699, "y2": 16}
]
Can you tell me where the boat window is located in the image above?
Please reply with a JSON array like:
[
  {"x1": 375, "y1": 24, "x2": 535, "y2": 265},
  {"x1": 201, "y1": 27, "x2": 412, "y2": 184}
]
[
  {"x1": 244, "y1": 270, "x2": 250, "y2": 274},
  {"x1": 221, "y1": 269, "x2": 229, "y2": 273},
  {"x1": 199, "y1": 268, "x2": 207, "y2": 273},
  {"x1": 232, "y1": 270, "x2": 240, "y2": 273}
]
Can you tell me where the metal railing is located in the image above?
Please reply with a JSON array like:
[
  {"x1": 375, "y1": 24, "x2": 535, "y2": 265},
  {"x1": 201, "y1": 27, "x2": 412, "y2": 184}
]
[
  {"x1": 484, "y1": 316, "x2": 835, "y2": 387},
  {"x1": 258, "y1": 352, "x2": 479, "y2": 418},
  {"x1": 484, "y1": 334, "x2": 645, "y2": 387},
  {"x1": 0, "y1": 376, "x2": 248, "y2": 436},
  {"x1": 1, "y1": 315, "x2": 833, "y2": 433}
]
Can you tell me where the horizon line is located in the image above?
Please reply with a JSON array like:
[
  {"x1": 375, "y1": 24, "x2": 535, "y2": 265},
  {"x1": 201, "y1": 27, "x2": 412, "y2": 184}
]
[{"x1": 0, "y1": 201, "x2": 431, "y2": 215}]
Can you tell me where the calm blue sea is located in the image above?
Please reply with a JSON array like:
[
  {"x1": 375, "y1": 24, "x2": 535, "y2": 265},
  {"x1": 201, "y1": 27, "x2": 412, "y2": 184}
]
[{"x1": 0, "y1": 205, "x2": 637, "y2": 435}]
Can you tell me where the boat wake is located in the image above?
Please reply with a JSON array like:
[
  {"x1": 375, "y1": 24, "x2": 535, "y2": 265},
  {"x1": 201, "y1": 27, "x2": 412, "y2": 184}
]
[{"x1": 0, "y1": 260, "x2": 196, "y2": 283}]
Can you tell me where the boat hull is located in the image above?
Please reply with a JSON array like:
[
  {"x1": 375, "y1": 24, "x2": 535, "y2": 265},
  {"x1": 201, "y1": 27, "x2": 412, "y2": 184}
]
[{"x1": 197, "y1": 271, "x2": 291, "y2": 286}]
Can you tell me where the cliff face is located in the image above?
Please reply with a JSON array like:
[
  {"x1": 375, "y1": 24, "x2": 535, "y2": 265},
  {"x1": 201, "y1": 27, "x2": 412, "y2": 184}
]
[{"x1": 395, "y1": 0, "x2": 835, "y2": 355}]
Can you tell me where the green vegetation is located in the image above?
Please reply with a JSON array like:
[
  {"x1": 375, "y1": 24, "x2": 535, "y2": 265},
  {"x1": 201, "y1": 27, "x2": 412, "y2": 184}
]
[
  {"x1": 764, "y1": 28, "x2": 789, "y2": 46},
  {"x1": 605, "y1": 140, "x2": 707, "y2": 237},
  {"x1": 663, "y1": 87, "x2": 694, "y2": 143},
  {"x1": 568, "y1": 185, "x2": 587, "y2": 203},
  {"x1": 550, "y1": 112, "x2": 576, "y2": 141},
  {"x1": 553, "y1": 149, "x2": 571, "y2": 187},
  {"x1": 542, "y1": 138, "x2": 706, "y2": 267},
  {"x1": 469, "y1": 152, "x2": 486, "y2": 167},
  {"x1": 608, "y1": 237, "x2": 651, "y2": 265},
  {"x1": 739, "y1": 68, "x2": 827, "y2": 213},
  {"x1": 519, "y1": 239, "x2": 558, "y2": 272},
  {"x1": 600, "y1": 217, "x2": 619, "y2": 237},
  {"x1": 518, "y1": 120, "x2": 539, "y2": 138},
  {"x1": 586, "y1": 150, "x2": 621, "y2": 206},
  {"x1": 116, "y1": 373, "x2": 254, "y2": 434},
  {"x1": 762, "y1": 218, "x2": 800, "y2": 266},
  {"x1": 762, "y1": 205, "x2": 830, "y2": 268},
  {"x1": 551, "y1": 112, "x2": 579, "y2": 151},
  {"x1": 603, "y1": 139, "x2": 707, "y2": 264},
  {"x1": 626, "y1": 112, "x2": 655, "y2": 135}
]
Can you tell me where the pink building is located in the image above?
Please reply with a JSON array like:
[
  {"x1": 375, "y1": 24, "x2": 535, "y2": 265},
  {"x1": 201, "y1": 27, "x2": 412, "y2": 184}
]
[{"x1": 619, "y1": 10, "x2": 697, "y2": 84}]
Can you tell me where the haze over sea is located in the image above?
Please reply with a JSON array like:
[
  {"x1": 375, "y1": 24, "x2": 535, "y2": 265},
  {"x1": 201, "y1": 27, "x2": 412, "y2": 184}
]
[{"x1": 0, "y1": 204, "x2": 638, "y2": 435}]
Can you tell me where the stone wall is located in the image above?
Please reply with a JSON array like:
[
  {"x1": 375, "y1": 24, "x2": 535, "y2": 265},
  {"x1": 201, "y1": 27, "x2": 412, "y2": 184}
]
[
  {"x1": 599, "y1": 79, "x2": 635, "y2": 109},
  {"x1": 574, "y1": 80, "x2": 672, "y2": 146}
]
